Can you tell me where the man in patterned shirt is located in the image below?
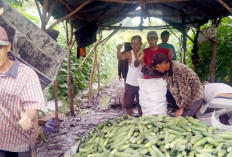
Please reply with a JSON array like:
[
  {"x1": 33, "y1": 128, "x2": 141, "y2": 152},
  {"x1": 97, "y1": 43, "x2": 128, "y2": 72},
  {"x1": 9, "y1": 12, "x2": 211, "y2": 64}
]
[
  {"x1": 0, "y1": 9, "x2": 45, "y2": 157},
  {"x1": 142, "y1": 53, "x2": 204, "y2": 117}
]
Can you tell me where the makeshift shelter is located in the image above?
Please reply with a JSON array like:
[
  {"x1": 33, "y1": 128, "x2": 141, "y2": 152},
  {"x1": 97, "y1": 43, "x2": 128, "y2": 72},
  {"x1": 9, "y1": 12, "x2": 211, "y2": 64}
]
[{"x1": 34, "y1": 0, "x2": 232, "y2": 116}]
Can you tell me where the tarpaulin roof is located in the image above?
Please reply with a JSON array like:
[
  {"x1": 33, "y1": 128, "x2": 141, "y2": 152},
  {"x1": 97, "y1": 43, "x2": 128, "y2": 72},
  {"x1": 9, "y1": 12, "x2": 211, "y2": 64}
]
[{"x1": 38, "y1": 0, "x2": 232, "y2": 32}]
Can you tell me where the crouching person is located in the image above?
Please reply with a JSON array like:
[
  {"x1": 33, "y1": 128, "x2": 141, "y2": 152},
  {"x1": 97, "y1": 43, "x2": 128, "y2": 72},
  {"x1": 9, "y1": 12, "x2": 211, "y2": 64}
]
[
  {"x1": 142, "y1": 53, "x2": 204, "y2": 117},
  {"x1": 117, "y1": 35, "x2": 144, "y2": 116},
  {"x1": 196, "y1": 82, "x2": 232, "y2": 127}
]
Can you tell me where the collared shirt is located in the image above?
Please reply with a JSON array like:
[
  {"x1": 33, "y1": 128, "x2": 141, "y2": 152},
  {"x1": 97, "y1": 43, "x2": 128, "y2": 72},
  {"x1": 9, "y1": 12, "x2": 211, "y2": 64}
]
[{"x1": 0, "y1": 55, "x2": 45, "y2": 152}]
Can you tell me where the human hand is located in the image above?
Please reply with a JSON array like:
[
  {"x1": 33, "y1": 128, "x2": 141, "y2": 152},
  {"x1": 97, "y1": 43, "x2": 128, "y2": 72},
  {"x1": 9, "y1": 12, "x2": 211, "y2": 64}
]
[
  {"x1": 0, "y1": 8, "x2": 3, "y2": 16},
  {"x1": 116, "y1": 44, "x2": 123, "y2": 51},
  {"x1": 175, "y1": 107, "x2": 183, "y2": 117},
  {"x1": 18, "y1": 111, "x2": 33, "y2": 131},
  {"x1": 134, "y1": 59, "x2": 140, "y2": 67}
]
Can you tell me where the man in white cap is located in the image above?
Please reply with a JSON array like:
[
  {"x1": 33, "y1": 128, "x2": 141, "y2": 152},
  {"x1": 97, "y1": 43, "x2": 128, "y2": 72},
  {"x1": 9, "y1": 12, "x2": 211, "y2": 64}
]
[{"x1": 0, "y1": 8, "x2": 45, "y2": 157}]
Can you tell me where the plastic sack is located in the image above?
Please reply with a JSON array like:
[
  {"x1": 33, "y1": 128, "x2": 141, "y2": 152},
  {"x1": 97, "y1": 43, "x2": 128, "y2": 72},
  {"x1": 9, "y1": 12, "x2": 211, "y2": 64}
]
[
  {"x1": 211, "y1": 111, "x2": 232, "y2": 131},
  {"x1": 138, "y1": 78, "x2": 167, "y2": 116},
  {"x1": 196, "y1": 97, "x2": 232, "y2": 130},
  {"x1": 44, "y1": 119, "x2": 60, "y2": 133}
]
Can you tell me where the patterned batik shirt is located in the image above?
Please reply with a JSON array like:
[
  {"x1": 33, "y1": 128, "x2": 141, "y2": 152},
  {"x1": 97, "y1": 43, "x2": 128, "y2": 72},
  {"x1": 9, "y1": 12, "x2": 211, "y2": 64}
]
[
  {"x1": 0, "y1": 58, "x2": 45, "y2": 152},
  {"x1": 165, "y1": 61, "x2": 204, "y2": 109}
]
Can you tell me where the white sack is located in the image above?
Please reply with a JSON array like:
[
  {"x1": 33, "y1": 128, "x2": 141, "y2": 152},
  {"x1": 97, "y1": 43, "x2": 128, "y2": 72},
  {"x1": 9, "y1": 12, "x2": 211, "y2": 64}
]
[{"x1": 138, "y1": 78, "x2": 167, "y2": 116}]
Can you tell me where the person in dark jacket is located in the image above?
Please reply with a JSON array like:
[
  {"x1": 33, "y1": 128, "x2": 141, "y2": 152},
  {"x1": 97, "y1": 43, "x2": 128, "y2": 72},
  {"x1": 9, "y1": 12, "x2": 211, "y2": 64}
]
[{"x1": 118, "y1": 42, "x2": 132, "y2": 82}]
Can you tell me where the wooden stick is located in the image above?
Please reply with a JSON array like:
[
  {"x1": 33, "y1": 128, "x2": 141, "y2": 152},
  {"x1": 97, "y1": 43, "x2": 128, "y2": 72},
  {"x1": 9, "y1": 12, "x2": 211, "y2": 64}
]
[
  {"x1": 34, "y1": 0, "x2": 43, "y2": 22},
  {"x1": 45, "y1": 0, "x2": 57, "y2": 25},
  {"x1": 97, "y1": 44, "x2": 103, "y2": 90},
  {"x1": 54, "y1": 79, "x2": 59, "y2": 129},
  {"x1": 217, "y1": 0, "x2": 232, "y2": 14},
  {"x1": 47, "y1": 0, "x2": 93, "y2": 31},
  {"x1": 41, "y1": 0, "x2": 48, "y2": 30},
  {"x1": 67, "y1": 18, "x2": 75, "y2": 116},
  {"x1": 58, "y1": 0, "x2": 85, "y2": 20},
  {"x1": 88, "y1": 46, "x2": 97, "y2": 99}
]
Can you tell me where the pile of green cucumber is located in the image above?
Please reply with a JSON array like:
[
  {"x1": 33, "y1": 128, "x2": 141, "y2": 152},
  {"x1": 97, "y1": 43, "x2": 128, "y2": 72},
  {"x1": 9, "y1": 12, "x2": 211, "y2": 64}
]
[{"x1": 71, "y1": 115, "x2": 232, "y2": 157}]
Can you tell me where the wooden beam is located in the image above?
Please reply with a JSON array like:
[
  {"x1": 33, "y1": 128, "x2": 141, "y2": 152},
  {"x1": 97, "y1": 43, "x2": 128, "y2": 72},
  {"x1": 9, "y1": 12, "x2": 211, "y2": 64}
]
[
  {"x1": 100, "y1": 25, "x2": 174, "y2": 30},
  {"x1": 58, "y1": 0, "x2": 85, "y2": 20},
  {"x1": 98, "y1": 0, "x2": 190, "y2": 4},
  {"x1": 217, "y1": 0, "x2": 232, "y2": 14},
  {"x1": 47, "y1": 0, "x2": 93, "y2": 31}
]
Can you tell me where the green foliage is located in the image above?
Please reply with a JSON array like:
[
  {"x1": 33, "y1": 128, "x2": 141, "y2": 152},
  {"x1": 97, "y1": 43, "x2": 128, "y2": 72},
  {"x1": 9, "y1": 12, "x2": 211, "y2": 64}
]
[
  {"x1": 192, "y1": 17, "x2": 232, "y2": 84},
  {"x1": 4, "y1": 0, "x2": 26, "y2": 7}
]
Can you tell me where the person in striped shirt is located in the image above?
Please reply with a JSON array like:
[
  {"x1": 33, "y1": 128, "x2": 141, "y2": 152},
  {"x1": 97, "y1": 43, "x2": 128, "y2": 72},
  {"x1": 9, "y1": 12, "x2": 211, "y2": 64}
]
[{"x1": 0, "y1": 9, "x2": 45, "y2": 157}]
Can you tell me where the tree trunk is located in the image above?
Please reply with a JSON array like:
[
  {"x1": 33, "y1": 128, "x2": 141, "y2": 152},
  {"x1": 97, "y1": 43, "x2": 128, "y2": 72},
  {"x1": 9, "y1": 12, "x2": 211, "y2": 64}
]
[
  {"x1": 67, "y1": 18, "x2": 75, "y2": 116},
  {"x1": 209, "y1": 35, "x2": 217, "y2": 83}
]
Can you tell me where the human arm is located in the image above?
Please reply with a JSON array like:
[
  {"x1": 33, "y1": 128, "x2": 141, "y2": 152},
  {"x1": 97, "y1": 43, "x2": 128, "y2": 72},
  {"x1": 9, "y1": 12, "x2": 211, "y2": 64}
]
[
  {"x1": 168, "y1": 49, "x2": 174, "y2": 60},
  {"x1": 117, "y1": 44, "x2": 128, "y2": 60},
  {"x1": 19, "y1": 68, "x2": 46, "y2": 130},
  {"x1": 171, "y1": 45, "x2": 176, "y2": 60},
  {"x1": 134, "y1": 52, "x2": 145, "y2": 67},
  {"x1": 18, "y1": 109, "x2": 38, "y2": 131}
]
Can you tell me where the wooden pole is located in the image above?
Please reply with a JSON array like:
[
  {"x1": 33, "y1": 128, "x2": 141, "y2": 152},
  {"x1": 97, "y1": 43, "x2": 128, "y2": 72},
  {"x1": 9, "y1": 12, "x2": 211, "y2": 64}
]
[
  {"x1": 182, "y1": 16, "x2": 187, "y2": 64},
  {"x1": 88, "y1": 47, "x2": 97, "y2": 99},
  {"x1": 209, "y1": 35, "x2": 217, "y2": 83},
  {"x1": 67, "y1": 18, "x2": 75, "y2": 116},
  {"x1": 54, "y1": 79, "x2": 59, "y2": 129},
  {"x1": 97, "y1": 43, "x2": 103, "y2": 90},
  {"x1": 209, "y1": 18, "x2": 221, "y2": 83},
  {"x1": 217, "y1": 0, "x2": 232, "y2": 14},
  {"x1": 34, "y1": 0, "x2": 43, "y2": 22},
  {"x1": 47, "y1": 0, "x2": 93, "y2": 31},
  {"x1": 45, "y1": 0, "x2": 57, "y2": 25},
  {"x1": 41, "y1": 0, "x2": 48, "y2": 30}
]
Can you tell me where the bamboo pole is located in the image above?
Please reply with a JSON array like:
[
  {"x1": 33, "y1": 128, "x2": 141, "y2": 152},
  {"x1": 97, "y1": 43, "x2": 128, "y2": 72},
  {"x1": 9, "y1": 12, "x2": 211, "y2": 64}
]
[
  {"x1": 217, "y1": 0, "x2": 232, "y2": 14},
  {"x1": 88, "y1": 47, "x2": 97, "y2": 99},
  {"x1": 47, "y1": 0, "x2": 93, "y2": 31},
  {"x1": 67, "y1": 18, "x2": 75, "y2": 116}
]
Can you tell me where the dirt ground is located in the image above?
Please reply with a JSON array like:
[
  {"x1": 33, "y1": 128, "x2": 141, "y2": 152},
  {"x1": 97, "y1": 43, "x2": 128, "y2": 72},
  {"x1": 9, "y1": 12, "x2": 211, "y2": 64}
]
[{"x1": 36, "y1": 80, "x2": 140, "y2": 157}]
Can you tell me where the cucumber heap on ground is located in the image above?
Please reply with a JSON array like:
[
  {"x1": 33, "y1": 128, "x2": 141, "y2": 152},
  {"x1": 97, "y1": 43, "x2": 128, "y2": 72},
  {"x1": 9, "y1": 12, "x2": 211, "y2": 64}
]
[{"x1": 72, "y1": 115, "x2": 232, "y2": 157}]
